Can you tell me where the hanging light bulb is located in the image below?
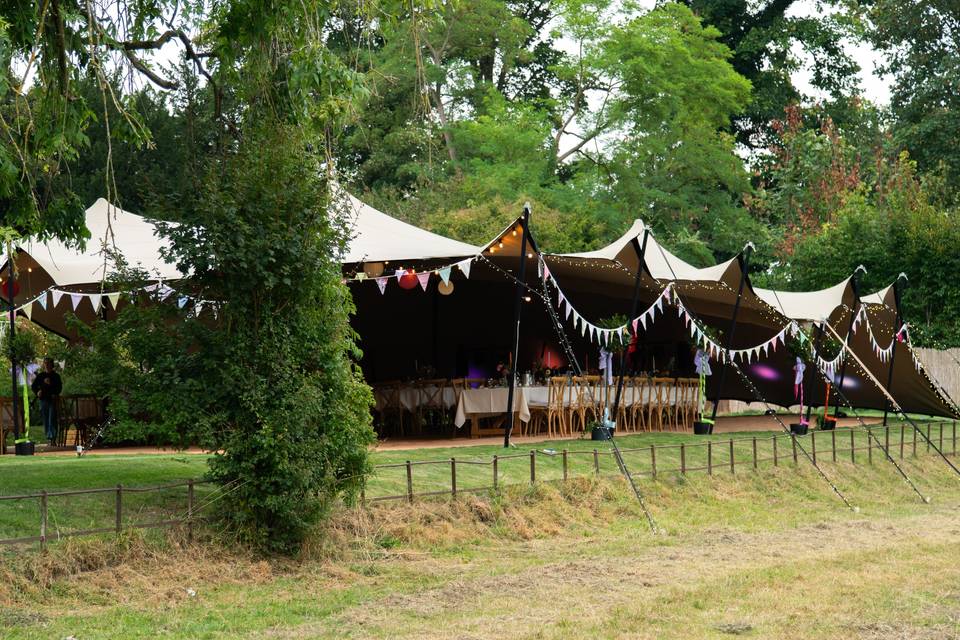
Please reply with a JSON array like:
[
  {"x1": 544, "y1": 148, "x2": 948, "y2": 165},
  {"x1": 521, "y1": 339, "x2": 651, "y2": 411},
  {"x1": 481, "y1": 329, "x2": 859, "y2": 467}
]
[{"x1": 498, "y1": 241, "x2": 504, "y2": 249}]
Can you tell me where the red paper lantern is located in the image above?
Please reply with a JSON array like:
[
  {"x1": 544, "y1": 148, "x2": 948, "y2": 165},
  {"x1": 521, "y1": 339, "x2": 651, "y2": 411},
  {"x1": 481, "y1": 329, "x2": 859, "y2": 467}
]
[
  {"x1": 1, "y1": 279, "x2": 19, "y2": 299},
  {"x1": 398, "y1": 269, "x2": 418, "y2": 290}
]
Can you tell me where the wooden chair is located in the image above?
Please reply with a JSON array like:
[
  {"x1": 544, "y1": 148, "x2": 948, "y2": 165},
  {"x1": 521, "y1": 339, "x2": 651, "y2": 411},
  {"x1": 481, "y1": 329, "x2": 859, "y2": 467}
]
[
  {"x1": 374, "y1": 382, "x2": 405, "y2": 437},
  {"x1": 545, "y1": 376, "x2": 571, "y2": 438},
  {"x1": 677, "y1": 378, "x2": 698, "y2": 432},
  {"x1": 0, "y1": 397, "x2": 22, "y2": 453},
  {"x1": 629, "y1": 377, "x2": 650, "y2": 432}
]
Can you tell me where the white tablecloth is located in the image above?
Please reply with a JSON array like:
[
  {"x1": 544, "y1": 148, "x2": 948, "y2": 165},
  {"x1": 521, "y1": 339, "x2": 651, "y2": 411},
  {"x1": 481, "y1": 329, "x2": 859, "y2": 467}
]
[{"x1": 454, "y1": 388, "x2": 531, "y2": 427}]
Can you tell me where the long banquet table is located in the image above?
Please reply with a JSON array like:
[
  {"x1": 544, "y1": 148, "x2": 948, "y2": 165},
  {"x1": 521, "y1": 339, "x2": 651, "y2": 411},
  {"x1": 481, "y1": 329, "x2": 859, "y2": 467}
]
[{"x1": 373, "y1": 379, "x2": 697, "y2": 438}]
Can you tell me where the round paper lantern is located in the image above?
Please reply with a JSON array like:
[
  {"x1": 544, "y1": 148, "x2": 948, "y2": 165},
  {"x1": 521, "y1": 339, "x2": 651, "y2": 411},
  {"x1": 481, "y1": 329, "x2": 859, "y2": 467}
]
[
  {"x1": 438, "y1": 281, "x2": 454, "y2": 296},
  {"x1": 1, "y1": 279, "x2": 19, "y2": 299},
  {"x1": 398, "y1": 269, "x2": 419, "y2": 290},
  {"x1": 364, "y1": 262, "x2": 385, "y2": 278}
]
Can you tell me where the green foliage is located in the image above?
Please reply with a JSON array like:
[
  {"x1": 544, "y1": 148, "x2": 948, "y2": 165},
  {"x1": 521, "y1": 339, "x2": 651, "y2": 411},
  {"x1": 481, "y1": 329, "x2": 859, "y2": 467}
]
[{"x1": 3, "y1": 326, "x2": 38, "y2": 367}]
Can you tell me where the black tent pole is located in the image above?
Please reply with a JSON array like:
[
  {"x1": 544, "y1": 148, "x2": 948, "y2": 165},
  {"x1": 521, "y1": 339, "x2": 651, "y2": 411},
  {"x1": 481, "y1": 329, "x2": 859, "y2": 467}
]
[
  {"x1": 611, "y1": 230, "x2": 650, "y2": 427},
  {"x1": 504, "y1": 204, "x2": 532, "y2": 448},
  {"x1": 708, "y1": 243, "x2": 754, "y2": 432},
  {"x1": 832, "y1": 266, "x2": 865, "y2": 419},
  {"x1": 882, "y1": 275, "x2": 907, "y2": 426},
  {"x1": 7, "y1": 246, "x2": 19, "y2": 446},
  {"x1": 806, "y1": 321, "x2": 826, "y2": 424}
]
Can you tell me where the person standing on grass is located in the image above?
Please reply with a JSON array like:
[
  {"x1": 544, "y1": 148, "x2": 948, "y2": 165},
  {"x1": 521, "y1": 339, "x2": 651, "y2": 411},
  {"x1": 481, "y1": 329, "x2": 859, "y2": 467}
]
[{"x1": 32, "y1": 358, "x2": 62, "y2": 445}]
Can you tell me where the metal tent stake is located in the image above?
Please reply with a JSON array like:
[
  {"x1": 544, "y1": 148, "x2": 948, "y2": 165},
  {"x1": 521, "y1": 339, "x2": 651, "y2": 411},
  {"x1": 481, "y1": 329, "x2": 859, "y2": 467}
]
[{"x1": 504, "y1": 204, "x2": 532, "y2": 448}]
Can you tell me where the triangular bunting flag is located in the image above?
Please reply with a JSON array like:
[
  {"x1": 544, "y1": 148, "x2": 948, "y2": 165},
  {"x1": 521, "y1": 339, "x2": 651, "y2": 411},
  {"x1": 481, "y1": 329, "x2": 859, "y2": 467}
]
[
  {"x1": 632, "y1": 318, "x2": 639, "y2": 334},
  {"x1": 417, "y1": 272, "x2": 430, "y2": 291},
  {"x1": 52, "y1": 290, "x2": 63, "y2": 308},
  {"x1": 376, "y1": 277, "x2": 388, "y2": 294},
  {"x1": 107, "y1": 292, "x2": 121, "y2": 309},
  {"x1": 22, "y1": 303, "x2": 32, "y2": 320},
  {"x1": 456, "y1": 258, "x2": 472, "y2": 279},
  {"x1": 177, "y1": 296, "x2": 189, "y2": 309},
  {"x1": 565, "y1": 301, "x2": 573, "y2": 320},
  {"x1": 640, "y1": 312, "x2": 648, "y2": 330},
  {"x1": 439, "y1": 267, "x2": 451, "y2": 285},
  {"x1": 394, "y1": 269, "x2": 404, "y2": 281},
  {"x1": 70, "y1": 293, "x2": 82, "y2": 311},
  {"x1": 37, "y1": 293, "x2": 47, "y2": 310}
]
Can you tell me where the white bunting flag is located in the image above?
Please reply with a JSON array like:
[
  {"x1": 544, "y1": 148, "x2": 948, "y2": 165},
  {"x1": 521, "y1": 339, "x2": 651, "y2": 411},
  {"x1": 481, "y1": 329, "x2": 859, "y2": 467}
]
[
  {"x1": 177, "y1": 296, "x2": 189, "y2": 309},
  {"x1": 37, "y1": 293, "x2": 47, "y2": 310},
  {"x1": 70, "y1": 293, "x2": 82, "y2": 311},
  {"x1": 456, "y1": 258, "x2": 472, "y2": 279},
  {"x1": 580, "y1": 318, "x2": 587, "y2": 337},
  {"x1": 52, "y1": 290, "x2": 63, "y2": 308},
  {"x1": 394, "y1": 269, "x2": 404, "y2": 281},
  {"x1": 438, "y1": 267, "x2": 452, "y2": 285},
  {"x1": 565, "y1": 301, "x2": 573, "y2": 320},
  {"x1": 640, "y1": 312, "x2": 648, "y2": 331},
  {"x1": 107, "y1": 292, "x2": 121, "y2": 309},
  {"x1": 376, "y1": 277, "x2": 388, "y2": 294},
  {"x1": 656, "y1": 297, "x2": 663, "y2": 313},
  {"x1": 22, "y1": 302, "x2": 32, "y2": 320},
  {"x1": 417, "y1": 272, "x2": 430, "y2": 291}
]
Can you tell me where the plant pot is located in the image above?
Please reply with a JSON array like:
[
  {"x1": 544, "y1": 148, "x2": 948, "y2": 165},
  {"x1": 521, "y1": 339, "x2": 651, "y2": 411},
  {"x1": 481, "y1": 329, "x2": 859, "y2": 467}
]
[
  {"x1": 693, "y1": 421, "x2": 712, "y2": 435},
  {"x1": 820, "y1": 418, "x2": 836, "y2": 431},
  {"x1": 789, "y1": 423, "x2": 808, "y2": 436},
  {"x1": 14, "y1": 441, "x2": 34, "y2": 456},
  {"x1": 591, "y1": 426, "x2": 611, "y2": 441}
]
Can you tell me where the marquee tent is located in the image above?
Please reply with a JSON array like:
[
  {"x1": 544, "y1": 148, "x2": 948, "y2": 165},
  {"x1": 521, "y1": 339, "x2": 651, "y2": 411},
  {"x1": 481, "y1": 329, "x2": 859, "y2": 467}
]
[{"x1": 5, "y1": 193, "x2": 957, "y2": 420}]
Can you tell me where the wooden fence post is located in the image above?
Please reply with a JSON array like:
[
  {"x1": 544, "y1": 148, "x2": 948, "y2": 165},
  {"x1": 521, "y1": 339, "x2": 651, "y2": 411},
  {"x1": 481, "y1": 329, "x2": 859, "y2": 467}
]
[
  {"x1": 406, "y1": 461, "x2": 413, "y2": 503},
  {"x1": 811, "y1": 431, "x2": 817, "y2": 465},
  {"x1": 187, "y1": 480, "x2": 195, "y2": 542},
  {"x1": 593, "y1": 449, "x2": 600, "y2": 476},
  {"x1": 831, "y1": 430, "x2": 836, "y2": 462},
  {"x1": 40, "y1": 490, "x2": 47, "y2": 551},
  {"x1": 681, "y1": 444, "x2": 686, "y2": 475},
  {"x1": 752, "y1": 437, "x2": 758, "y2": 470},
  {"x1": 900, "y1": 425, "x2": 905, "y2": 459},
  {"x1": 530, "y1": 450, "x2": 536, "y2": 484},
  {"x1": 561, "y1": 450, "x2": 567, "y2": 482},
  {"x1": 493, "y1": 455, "x2": 499, "y2": 490},
  {"x1": 791, "y1": 434, "x2": 798, "y2": 465},
  {"x1": 868, "y1": 430, "x2": 873, "y2": 464},
  {"x1": 729, "y1": 439, "x2": 735, "y2": 474},
  {"x1": 450, "y1": 458, "x2": 457, "y2": 498},
  {"x1": 650, "y1": 445, "x2": 657, "y2": 479},
  {"x1": 926, "y1": 424, "x2": 931, "y2": 453},
  {"x1": 115, "y1": 484, "x2": 123, "y2": 536},
  {"x1": 850, "y1": 429, "x2": 855, "y2": 464},
  {"x1": 911, "y1": 425, "x2": 916, "y2": 457},
  {"x1": 939, "y1": 422, "x2": 944, "y2": 452},
  {"x1": 707, "y1": 441, "x2": 713, "y2": 475},
  {"x1": 773, "y1": 436, "x2": 778, "y2": 467},
  {"x1": 953, "y1": 421, "x2": 957, "y2": 455},
  {"x1": 885, "y1": 426, "x2": 890, "y2": 457}
]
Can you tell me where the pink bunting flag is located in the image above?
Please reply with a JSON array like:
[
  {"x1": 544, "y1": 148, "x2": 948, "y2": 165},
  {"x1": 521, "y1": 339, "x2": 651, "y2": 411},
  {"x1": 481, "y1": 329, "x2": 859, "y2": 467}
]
[
  {"x1": 632, "y1": 318, "x2": 639, "y2": 334},
  {"x1": 376, "y1": 277, "x2": 388, "y2": 294},
  {"x1": 417, "y1": 272, "x2": 430, "y2": 291}
]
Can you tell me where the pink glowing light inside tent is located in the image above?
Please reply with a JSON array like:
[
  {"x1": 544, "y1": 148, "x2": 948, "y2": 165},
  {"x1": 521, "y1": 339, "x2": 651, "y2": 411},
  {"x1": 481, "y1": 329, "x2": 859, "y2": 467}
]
[{"x1": 750, "y1": 363, "x2": 781, "y2": 381}]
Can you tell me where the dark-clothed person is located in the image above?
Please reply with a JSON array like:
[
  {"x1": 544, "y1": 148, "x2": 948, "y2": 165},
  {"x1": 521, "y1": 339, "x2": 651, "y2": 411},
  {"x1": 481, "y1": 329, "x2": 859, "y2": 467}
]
[{"x1": 32, "y1": 358, "x2": 62, "y2": 444}]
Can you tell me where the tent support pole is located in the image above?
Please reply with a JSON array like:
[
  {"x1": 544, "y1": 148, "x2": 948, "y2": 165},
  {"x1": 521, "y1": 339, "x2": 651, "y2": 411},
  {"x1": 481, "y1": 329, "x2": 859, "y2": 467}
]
[
  {"x1": 882, "y1": 277, "x2": 906, "y2": 426},
  {"x1": 7, "y1": 247, "x2": 19, "y2": 447},
  {"x1": 708, "y1": 245, "x2": 754, "y2": 431},
  {"x1": 612, "y1": 229, "x2": 650, "y2": 424},
  {"x1": 832, "y1": 271, "x2": 863, "y2": 419},
  {"x1": 504, "y1": 204, "x2": 532, "y2": 448},
  {"x1": 807, "y1": 322, "x2": 826, "y2": 424}
]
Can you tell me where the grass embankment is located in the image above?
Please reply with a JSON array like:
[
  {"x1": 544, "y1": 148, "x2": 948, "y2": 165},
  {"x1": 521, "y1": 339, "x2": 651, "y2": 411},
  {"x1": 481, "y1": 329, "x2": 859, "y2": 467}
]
[{"x1": 2, "y1": 425, "x2": 960, "y2": 638}]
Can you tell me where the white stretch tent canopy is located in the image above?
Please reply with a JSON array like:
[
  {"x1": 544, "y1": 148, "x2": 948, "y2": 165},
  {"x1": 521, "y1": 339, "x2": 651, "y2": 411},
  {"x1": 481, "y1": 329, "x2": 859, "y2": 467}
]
[
  {"x1": 20, "y1": 198, "x2": 183, "y2": 287},
  {"x1": 334, "y1": 191, "x2": 479, "y2": 264}
]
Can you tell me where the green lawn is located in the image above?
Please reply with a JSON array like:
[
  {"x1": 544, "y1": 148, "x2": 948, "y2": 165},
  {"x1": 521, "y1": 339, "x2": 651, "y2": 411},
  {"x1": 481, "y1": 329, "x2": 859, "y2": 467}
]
[
  {"x1": 0, "y1": 419, "x2": 955, "y2": 546},
  {"x1": 4, "y1": 445, "x2": 960, "y2": 638}
]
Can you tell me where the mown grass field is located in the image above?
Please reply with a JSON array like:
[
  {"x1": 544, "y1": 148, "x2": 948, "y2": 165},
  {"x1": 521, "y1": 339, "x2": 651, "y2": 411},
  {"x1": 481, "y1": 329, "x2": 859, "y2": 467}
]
[{"x1": 2, "y1": 419, "x2": 960, "y2": 638}]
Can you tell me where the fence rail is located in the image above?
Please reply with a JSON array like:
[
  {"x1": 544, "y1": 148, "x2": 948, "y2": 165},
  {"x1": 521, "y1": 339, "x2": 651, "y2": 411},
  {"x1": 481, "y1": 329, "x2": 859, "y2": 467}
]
[
  {"x1": 0, "y1": 479, "x2": 213, "y2": 549},
  {"x1": 363, "y1": 421, "x2": 959, "y2": 503},
  {"x1": 2, "y1": 421, "x2": 957, "y2": 547}
]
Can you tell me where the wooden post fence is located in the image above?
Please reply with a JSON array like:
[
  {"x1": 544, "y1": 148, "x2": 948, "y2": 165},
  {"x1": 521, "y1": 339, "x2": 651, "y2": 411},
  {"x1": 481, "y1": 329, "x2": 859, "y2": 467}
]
[
  {"x1": 681, "y1": 444, "x2": 686, "y2": 475},
  {"x1": 530, "y1": 450, "x2": 536, "y2": 484},
  {"x1": 493, "y1": 455, "x2": 499, "y2": 489},
  {"x1": 593, "y1": 449, "x2": 600, "y2": 476},
  {"x1": 811, "y1": 431, "x2": 817, "y2": 465},
  {"x1": 773, "y1": 436, "x2": 778, "y2": 467},
  {"x1": 831, "y1": 430, "x2": 837, "y2": 463},
  {"x1": 650, "y1": 445, "x2": 657, "y2": 479},
  {"x1": 707, "y1": 441, "x2": 713, "y2": 475},
  {"x1": 39, "y1": 490, "x2": 47, "y2": 551},
  {"x1": 791, "y1": 434, "x2": 798, "y2": 465},
  {"x1": 752, "y1": 437, "x2": 758, "y2": 470},
  {"x1": 450, "y1": 458, "x2": 457, "y2": 498},
  {"x1": 729, "y1": 440, "x2": 735, "y2": 474},
  {"x1": 405, "y1": 461, "x2": 413, "y2": 503},
  {"x1": 561, "y1": 451, "x2": 567, "y2": 481},
  {"x1": 115, "y1": 484, "x2": 123, "y2": 535}
]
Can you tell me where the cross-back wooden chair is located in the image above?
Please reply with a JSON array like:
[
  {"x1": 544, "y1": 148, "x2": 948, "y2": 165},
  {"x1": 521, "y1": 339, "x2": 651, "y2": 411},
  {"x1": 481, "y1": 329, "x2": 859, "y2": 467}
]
[{"x1": 545, "y1": 376, "x2": 571, "y2": 438}]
